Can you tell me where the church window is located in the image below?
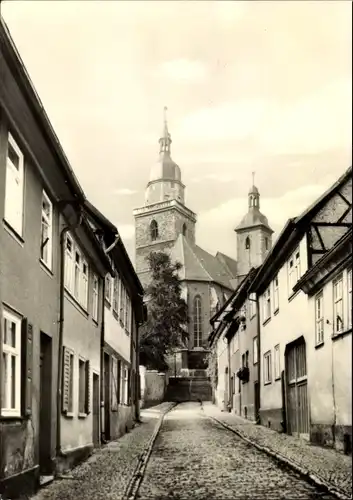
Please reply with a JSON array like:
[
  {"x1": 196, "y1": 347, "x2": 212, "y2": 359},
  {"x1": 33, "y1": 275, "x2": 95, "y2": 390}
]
[
  {"x1": 193, "y1": 295, "x2": 202, "y2": 348},
  {"x1": 249, "y1": 196, "x2": 253, "y2": 207},
  {"x1": 265, "y1": 237, "x2": 269, "y2": 250},
  {"x1": 245, "y1": 236, "x2": 251, "y2": 250},
  {"x1": 182, "y1": 223, "x2": 187, "y2": 236},
  {"x1": 150, "y1": 220, "x2": 159, "y2": 241}
]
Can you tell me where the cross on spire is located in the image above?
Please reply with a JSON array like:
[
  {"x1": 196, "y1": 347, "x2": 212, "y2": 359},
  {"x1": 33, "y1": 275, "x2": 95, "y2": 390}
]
[
  {"x1": 159, "y1": 106, "x2": 172, "y2": 154},
  {"x1": 252, "y1": 171, "x2": 255, "y2": 186}
]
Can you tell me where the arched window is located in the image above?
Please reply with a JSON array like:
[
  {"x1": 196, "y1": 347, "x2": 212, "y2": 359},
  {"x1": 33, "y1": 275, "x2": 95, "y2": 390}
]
[
  {"x1": 265, "y1": 237, "x2": 269, "y2": 250},
  {"x1": 182, "y1": 223, "x2": 187, "y2": 236},
  {"x1": 253, "y1": 197, "x2": 257, "y2": 207},
  {"x1": 193, "y1": 295, "x2": 202, "y2": 348},
  {"x1": 249, "y1": 196, "x2": 253, "y2": 207},
  {"x1": 150, "y1": 220, "x2": 158, "y2": 241},
  {"x1": 245, "y1": 236, "x2": 251, "y2": 250}
]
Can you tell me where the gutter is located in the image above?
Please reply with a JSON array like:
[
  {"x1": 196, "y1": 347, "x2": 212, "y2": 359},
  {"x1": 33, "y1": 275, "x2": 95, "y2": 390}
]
[
  {"x1": 56, "y1": 209, "x2": 83, "y2": 458},
  {"x1": 100, "y1": 276, "x2": 106, "y2": 444},
  {"x1": 255, "y1": 295, "x2": 261, "y2": 425}
]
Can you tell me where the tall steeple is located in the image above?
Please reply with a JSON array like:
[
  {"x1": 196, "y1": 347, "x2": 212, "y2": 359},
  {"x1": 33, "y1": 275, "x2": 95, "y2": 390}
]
[
  {"x1": 159, "y1": 106, "x2": 172, "y2": 155},
  {"x1": 248, "y1": 171, "x2": 260, "y2": 209}
]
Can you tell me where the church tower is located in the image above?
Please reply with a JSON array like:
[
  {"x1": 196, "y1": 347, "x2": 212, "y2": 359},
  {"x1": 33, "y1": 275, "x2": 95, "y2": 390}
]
[
  {"x1": 133, "y1": 108, "x2": 197, "y2": 288},
  {"x1": 235, "y1": 174, "x2": 273, "y2": 281}
]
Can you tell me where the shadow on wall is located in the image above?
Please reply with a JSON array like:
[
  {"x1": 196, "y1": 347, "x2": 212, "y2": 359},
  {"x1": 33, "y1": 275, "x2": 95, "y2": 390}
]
[{"x1": 139, "y1": 366, "x2": 167, "y2": 409}]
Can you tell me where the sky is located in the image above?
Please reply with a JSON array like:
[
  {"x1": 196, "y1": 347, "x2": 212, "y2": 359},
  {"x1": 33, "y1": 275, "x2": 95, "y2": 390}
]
[{"x1": 1, "y1": 0, "x2": 352, "y2": 264}]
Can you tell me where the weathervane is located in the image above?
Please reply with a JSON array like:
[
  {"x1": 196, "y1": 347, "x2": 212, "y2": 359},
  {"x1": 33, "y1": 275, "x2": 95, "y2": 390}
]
[{"x1": 252, "y1": 171, "x2": 255, "y2": 186}]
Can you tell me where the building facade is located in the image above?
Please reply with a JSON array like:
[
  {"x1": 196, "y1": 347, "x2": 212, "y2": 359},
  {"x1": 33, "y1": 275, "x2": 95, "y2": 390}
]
[
  {"x1": 250, "y1": 166, "x2": 351, "y2": 450},
  {"x1": 133, "y1": 111, "x2": 238, "y2": 371}
]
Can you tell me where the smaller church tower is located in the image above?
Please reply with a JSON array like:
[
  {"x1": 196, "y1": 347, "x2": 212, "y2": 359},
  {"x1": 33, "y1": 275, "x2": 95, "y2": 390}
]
[{"x1": 235, "y1": 173, "x2": 273, "y2": 280}]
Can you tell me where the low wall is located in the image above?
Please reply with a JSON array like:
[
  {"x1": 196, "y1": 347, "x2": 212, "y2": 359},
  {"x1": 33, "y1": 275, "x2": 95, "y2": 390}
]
[{"x1": 139, "y1": 366, "x2": 167, "y2": 409}]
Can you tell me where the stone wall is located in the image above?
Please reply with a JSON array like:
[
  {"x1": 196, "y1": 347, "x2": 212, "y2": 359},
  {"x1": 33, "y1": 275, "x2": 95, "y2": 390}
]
[{"x1": 139, "y1": 367, "x2": 167, "y2": 409}]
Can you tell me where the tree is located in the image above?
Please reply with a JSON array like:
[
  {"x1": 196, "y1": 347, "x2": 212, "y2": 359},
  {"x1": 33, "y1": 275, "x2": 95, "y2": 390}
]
[{"x1": 139, "y1": 251, "x2": 189, "y2": 371}]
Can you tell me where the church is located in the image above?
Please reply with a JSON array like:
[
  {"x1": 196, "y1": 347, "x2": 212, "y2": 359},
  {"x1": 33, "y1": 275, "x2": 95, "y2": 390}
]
[{"x1": 133, "y1": 109, "x2": 273, "y2": 372}]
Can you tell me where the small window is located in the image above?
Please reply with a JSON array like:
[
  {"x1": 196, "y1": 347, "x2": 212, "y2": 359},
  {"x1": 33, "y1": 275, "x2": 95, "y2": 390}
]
[
  {"x1": 263, "y1": 287, "x2": 271, "y2": 322},
  {"x1": 265, "y1": 237, "x2": 269, "y2": 250},
  {"x1": 105, "y1": 275, "x2": 112, "y2": 304},
  {"x1": 288, "y1": 248, "x2": 301, "y2": 294},
  {"x1": 182, "y1": 223, "x2": 187, "y2": 236},
  {"x1": 193, "y1": 295, "x2": 202, "y2": 348},
  {"x1": 78, "y1": 358, "x2": 89, "y2": 415},
  {"x1": 81, "y1": 260, "x2": 88, "y2": 308},
  {"x1": 274, "y1": 345, "x2": 280, "y2": 380},
  {"x1": 245, "y1": 236, "x2": 251, "y2": 250},
  {"x1": 273, "y1": 276, "x2": 279, "y2": 312},
  {"x1": 253, "y1": 337, "x2": 258, "y2": 365},
  {"x1": 111, "y1": 357, "x2": 119, "y2": 411},
  {"x1": 113, "y1": 274, "x2": 121, "y2": 315},
  {"x1": 40, "y1": 191, "x2": 53, "y2": 269},
  {"x1": 150, "y1": 220, "x2": 158, "y2": 241},
  {"x1": 315, "y1": 292, "x2": 324, "y2": 345},
  {"x1": 5, "y1": 133, "x2": 24, "y2": 236},
  {"x1": 347, "y1": 269, "x2": 352, "y2": 329},
  {"x1": 333, "y1": 275, "x2": 344, "y2": 334},
  {"x1": 92, "y1": 274, "x2": 99, "y2": 322},
  {"x1": 264, "y1": 351, "x2": 272, "y2": 384},
  {"x1": 120, "y1": 284, "x2": 126, "y2": 326}
]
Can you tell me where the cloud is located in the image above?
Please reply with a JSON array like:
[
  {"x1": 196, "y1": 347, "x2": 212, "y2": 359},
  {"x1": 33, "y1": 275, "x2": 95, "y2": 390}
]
[
  {"x1": 191, "y1": 173, "x2": 236, "y2": 184},
  {"x1": 114, "y1": 188, "x2": 137, "y2": 196},
  {"x1": 154, "y1": 58, "x2": 208, "y2": 83},
  {"x1": 118, "y1": 224, "x2": 135, "y2": 241}
]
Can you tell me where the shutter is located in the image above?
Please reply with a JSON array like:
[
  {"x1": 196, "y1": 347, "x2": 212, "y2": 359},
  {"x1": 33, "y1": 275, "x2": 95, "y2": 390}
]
[
  {"x1": 85, "y1": 360, "x2": 91, "y2": 414},
  {"x1": 62, "y1": 346, "x2": 71, "y2": 413},
  {"x1": 127, "y1": 369, "x2": 131, "y2": 405},
  {"x1": 21, "y1": 318, "x2": 33, "y2": 416},
  {"x1": 117, "y1": 360, "x2": 121, "y2": 404}
]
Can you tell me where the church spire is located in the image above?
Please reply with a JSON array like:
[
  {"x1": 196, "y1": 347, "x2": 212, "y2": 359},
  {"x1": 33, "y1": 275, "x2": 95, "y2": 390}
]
[
  {"x1": 248, "y1": 170, "x2": 260, "y2": 209},
  {"x1": 159, "y1": 106, "x2": 172, "y2": 155}
]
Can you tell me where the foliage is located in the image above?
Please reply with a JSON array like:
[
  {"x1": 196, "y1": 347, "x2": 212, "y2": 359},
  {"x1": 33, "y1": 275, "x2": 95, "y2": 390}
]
[
  {"x1": 139, "y1": 251, "x2": 189, "y2": 371},
  {"x1": 205, "y1": 344, "x2": 218, "y2": 390}
]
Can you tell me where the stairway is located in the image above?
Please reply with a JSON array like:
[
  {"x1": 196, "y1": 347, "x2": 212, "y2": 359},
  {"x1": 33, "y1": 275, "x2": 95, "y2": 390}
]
[{"x1": 164, "y1": 376, "x2": 212, "y2": 403}]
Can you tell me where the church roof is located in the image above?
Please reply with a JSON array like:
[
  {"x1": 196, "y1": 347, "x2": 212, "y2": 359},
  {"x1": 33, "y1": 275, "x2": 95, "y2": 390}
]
[
  {"x1": 149, "y1": 154, "x2": 181, "y2": 183},
  {"x1": 169, "y1": 234, "x2": 237, "y2": 290},
  {"x1": 236, "y1": 208, "x2": 273, "y2": 232},
  {"x1": 215, "y1": 252, "x2": 238, "y2": 277}
]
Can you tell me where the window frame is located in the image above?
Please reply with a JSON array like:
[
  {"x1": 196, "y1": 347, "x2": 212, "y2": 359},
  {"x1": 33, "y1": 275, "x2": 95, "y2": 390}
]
[
  {"x1": 105, "y1": 274, "x2": 112, "y2": 304},
  {"x1": 193, "y1": 295, "x2": 203, "y2": 348},
  {"x1": 92, "y1": 274, "x2": 99, "y2": 322},
  {"x1": 263, "y1": 287, "x2": 271, "y2": 322},
  {"x1": 81, "y1": 260, "x2": 89, "y2": 309},
  {"x1": 274, "y1": 344, "x2": 280, "y2": 380},
  {"x1": 348, "y1": 268, "x2": 352, "y2": 329},
  {"x1": 150, "y1": 220, "x2": 159, "y2": 241},
  {"x1": 315, "y1": 291, "x2": 324, "y2": 345},
  {"x1": 40, "y1": 190, "x2": 53, "y2": 270},
  {"x1": 64, "y1": 234, "x2": 90, "y2": 310},
  {"x1": 113, "y1": 273, "x2": 121, "y2": 316},
  {"x1": 288, "y1": 248, "x2": 301, "y2": 295},
  {"x1": 1, "y1": 308, "x2": 22, "y2": 417},
  {"x1": 333, "y1": 274, "x2": 344, "y2": 335},
  {"x1": 253, "y1": 337, "x2": 258, "y2": 365},
  {"x1": 78, "y1": 357, "x2": 87, "y2": 415},
  {"x1": 273, "y1": 275, "x2": 279, "y2": 312},
  {"x1": 5, "y1": 132, "x2": 25, "y2": 237},
  {"x1": 111, "y1": 356, "x2": 119, "y2": 411},
  {"x1": 263, "y1": 350, "x2": 272, "y2": 385}
]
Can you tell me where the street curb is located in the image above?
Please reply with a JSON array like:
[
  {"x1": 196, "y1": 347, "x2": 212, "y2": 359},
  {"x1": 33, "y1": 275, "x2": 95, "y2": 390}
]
[
  {"x1": 205, "y1": 412, "x2": 352, "y2": 500},
  {"x1": 122, "y1": 402, "x2": 177, "y2": 500}
]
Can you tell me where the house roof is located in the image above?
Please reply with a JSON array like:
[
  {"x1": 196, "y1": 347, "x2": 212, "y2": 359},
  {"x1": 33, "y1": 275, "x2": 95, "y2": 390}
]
[
  {"x1": 169, "y1": 234, "x2": 236, "y2": 290},
  {"x1": 250, "y1": 165, "x2": 352, "y2": 294}
]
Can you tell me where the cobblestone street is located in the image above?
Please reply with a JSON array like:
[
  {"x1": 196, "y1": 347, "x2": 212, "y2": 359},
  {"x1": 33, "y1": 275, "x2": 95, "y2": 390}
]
[{"x1": 28, "y1": 402, "x2": 341, "y2": 500}]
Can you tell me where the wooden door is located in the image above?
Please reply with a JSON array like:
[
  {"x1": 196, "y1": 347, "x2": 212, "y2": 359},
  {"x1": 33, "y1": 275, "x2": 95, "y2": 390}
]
[
  {"x1": 92, "y1": 373, "x2": 100, "y2": 447},
  {"x1": 285, "y1": 339, "x2": 309, "y2": 439},
  {"x1": 39, "y1": 333, "x2": 52, "y2": 474},
  {"x1": 104, "y1": 353, "x2": 110, "y2": 441}
]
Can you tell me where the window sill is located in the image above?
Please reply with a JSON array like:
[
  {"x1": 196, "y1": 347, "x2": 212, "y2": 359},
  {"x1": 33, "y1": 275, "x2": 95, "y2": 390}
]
[
  {"x1": 274, "y1": 308, "x2": 279, "y2": 316},
  {"x1": 0, "y1": 413, "x2": 25, "y2": 421},
  {"x1": 112, "y1": 309, "x2": 120, "y2": 322},
  {"x1": 288, "y1": 289, "x2": 301, "y2": 303},
  {"x1": 39, "y1": 259, "x2": 54, "y2": 277},
  {"x1": 64, "y1": 289, "x2": 89, "y2": 318},
  {"x1": 63, "y1": 411, "x2": 74, "y2": 419},
  {"x1": 315, "y1": 341, "x2": 325, "y2": 350},
  {"x1": 274, "y1": 376, "x2": 281, "y2": 382},
  {"x1": 78, "y1": 412, "x2": 88, "y2": 419},
  {"x1": 105, "y1": 299, "x2": 112, "y2": 309},
  {"x1": 3, "y1": 219, "x2": 24, "y2": 246},
  {"x1": 92, "y1": 318, "x2": 99, "y2": 327},
  {"x1": 332, "y1": 328, "x2": 352, "y2": 341},
  {"x1": 263, "y1": 317, "x2": 271, "y2": 327},
  {"x1": 264, "y1": 381, "x2": 272, "y2": 386}
]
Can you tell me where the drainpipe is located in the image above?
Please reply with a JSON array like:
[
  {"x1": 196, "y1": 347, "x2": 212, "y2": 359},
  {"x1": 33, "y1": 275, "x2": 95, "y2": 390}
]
[
  {"x1": 256, "y1": 295, "x2": 261, "y2": 425},
  {"x1": 56, "y1": 210, "x2": 83, "y2": 457},
  {"x1": 227, "y1": 337, "x2": 232, "y2": 412},
  {"x1": 100, "y1": 276, "x2": 106, "y2": 444}
]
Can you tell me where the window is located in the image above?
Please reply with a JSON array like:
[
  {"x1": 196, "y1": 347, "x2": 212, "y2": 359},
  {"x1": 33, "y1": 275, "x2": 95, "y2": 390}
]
[
  {"x1": 105, "y1": 274, "x2": 112, "y2": 304},
  {"x1": 40, "y1": 190, "x2": 53, "y2": 269},
  {"x1": 253, "y1": 337, "x2": 258, "y2": 364},
  {"x1": 125, "y1": 294, "x2": 131, "y2": 334},
  {"x1": 333, "y1": 275, "x2": 344, "y2": 334},
  {"x1": 5, "y1": 133, "x2": 24, "y2": 236},
  {"x1": 245, "y1": 236, "x2": 251, "y2": 250},
  {"x1": 124, "y1": 367, "x2": 129, "y2": 405},
  {"x1": 182, "y1": 223, "x2": 187, "y2": 236},
  {"x1": 78, "y1": 359, "x2": 87, "y2": 414},
  {"x1": 288, "y1": 248, "x2": 301, "y2": 293},
  {"x1": 263, "y1": 287, "x2": 271, "y2": 322},
  {"x1": 92, "y1": 274, "x2": 99, "y2": 322},
  {"x1": 150, "y1": 220, "x2": 158, "y2": 241},
  {"x1": 120, "y1": 285, "x2": 126, "y2": 326},
  {"x1": 2, "y1": 309, "x2": 21, "y2": 416},
  {"x1": 113, "y1": 274, "x2": 121, "y2": 315},
  {"x1": 273, "y1": 276, "x2": 279, "y2": 312},
  {"x1": 249, "y1": 294, "x2": 257, "y2": 319},
  {"x1": 193, "y1": 296, "x2": 202, "y2": 347},
  {"x1": 274, "y1": 345, "x2": 280, "y2": 380},
  {"x1": 315, "y1": 292, "x2": 324, "y2": 345},
  {"x1": 264, "y1": 351, "x2": 272, "y2": 384},
  {"x1": 62, "y1": 347, "x2": 74, "y2": 414},
  {"x1": 265, "y1": 237, "x2": 269, "y2": 250},
  {"x1": 348, "y1": 269, "x2": 352, "y2": 329},
  {"x1": 64, "y1": 234, "x2": 90, "y2": 309},
  {"x1": 111, "y1": 357, "x2": 119, "y2": 411},
  {"x1": 120, "y1": 364, "x2": 128, "y2": 405}
]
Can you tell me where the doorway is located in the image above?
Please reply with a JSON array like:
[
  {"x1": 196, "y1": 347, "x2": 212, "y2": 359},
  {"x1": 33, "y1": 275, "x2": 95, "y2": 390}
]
[
  {"x1": 285, "y1": 337, "x2": 309, "y2": 439},
  {"x1": 39, "y1": 332, "x2": 52, "y2": 474},
  {"x1": 92, "y1": 373, "x2": 100, "y2": 447},
  {"x1": 104, "y1": 353, "x2": 110, "y2": 441},
  {"x1": 254, "y1": 381, "x2": 260, "y2": 423}
]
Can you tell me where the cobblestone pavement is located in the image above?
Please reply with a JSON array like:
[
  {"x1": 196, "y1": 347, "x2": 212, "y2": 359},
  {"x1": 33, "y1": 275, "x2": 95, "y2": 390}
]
[
  {"x1": 202, "y1": 403, "x2": 352, "y2": 499},
  {"x1": 28, "y1": 403, "x2": 172, "y2": 500},
  {"x1": 137, "y1": 402, "x2": 336, "y2": 500}
]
